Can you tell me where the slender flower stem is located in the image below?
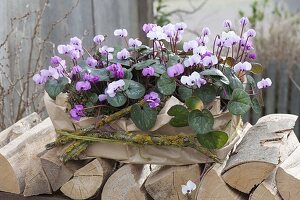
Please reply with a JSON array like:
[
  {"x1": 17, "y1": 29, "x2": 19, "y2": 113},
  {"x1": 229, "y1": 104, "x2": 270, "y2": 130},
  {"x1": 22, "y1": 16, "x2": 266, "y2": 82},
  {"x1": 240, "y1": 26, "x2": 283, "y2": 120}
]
[
  {"x1": 239, "y1": 36, "x2": 250, "y2": 62},
  {"x1": 212, "y1": 35, "x2": 220, "y2": 54},
  {"x1": 82, "y1": 46, "x2": 93, "y2": 57}
]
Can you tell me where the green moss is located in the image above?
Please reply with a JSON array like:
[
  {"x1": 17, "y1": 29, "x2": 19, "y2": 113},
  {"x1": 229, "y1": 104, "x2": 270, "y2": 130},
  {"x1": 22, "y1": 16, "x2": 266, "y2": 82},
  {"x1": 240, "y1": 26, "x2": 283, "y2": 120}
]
[{"x1": 132, "y1": 134, "x2": 154, "y2": 145}]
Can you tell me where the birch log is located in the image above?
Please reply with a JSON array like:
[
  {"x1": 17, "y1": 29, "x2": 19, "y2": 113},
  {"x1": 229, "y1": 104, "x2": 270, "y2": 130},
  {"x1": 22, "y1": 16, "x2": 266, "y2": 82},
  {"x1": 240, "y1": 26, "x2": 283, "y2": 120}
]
[
  {"x1": 0, "y1": 118, "x2": 56, "y2": 194},
  {"x1": 60, "y1": 158, "x2": 114, "y2": 200},
  {"x1": 222, "y1": 114, "x2": 299, "y2": 193},
  {"x1": 145, "y1": 164, "x2": 201, "y2": 200},
  {"x1": 276, "y1": 145, "x2": 300, "y2": 200},
  {"x1": 0, "y1": 112, "x2": 41, "y2": 148},
  {"x1": 102, "y1": 164, "x2": 152, "y2": 200},
  {"x1": 196, "y1": 123, "x2": 252, "y2": 200}
]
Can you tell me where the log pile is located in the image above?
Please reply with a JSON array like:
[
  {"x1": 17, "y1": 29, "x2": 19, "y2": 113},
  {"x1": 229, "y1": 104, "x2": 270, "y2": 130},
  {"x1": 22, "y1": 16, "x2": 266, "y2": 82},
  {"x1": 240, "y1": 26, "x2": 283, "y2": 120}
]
[{"x1": 0, "y1": 113, "x2": 299, "y2": 200}]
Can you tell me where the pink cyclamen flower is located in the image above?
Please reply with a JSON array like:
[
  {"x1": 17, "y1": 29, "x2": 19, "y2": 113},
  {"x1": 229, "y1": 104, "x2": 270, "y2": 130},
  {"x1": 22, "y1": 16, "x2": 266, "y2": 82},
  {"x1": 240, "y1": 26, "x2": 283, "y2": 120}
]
[
  {"x1": 202, "y1": 27, "x2": 211, "y2": 36},
  {"x1": 48, "y1": 66, "x2": 60, "y2": 79},
  {"x1": 144, "y1": 92, "x2": 160, "y2": 108},
  {"x1": 147, "y1": 27, "x2": 167, "y2": 41},
  {"x1": 196, "y1": 36, "x2": 209, "y2": 46},
  {"x1": 114, "y1": 29, "x2": 128, "y2": 37},
  {"x1": 57, "y1": 44, "x2": 73, "y2": 54},
  {"x1": 106, "y1": 63, "x2": 124, "y2": 78},
  {"x1": 181, "y1": 72, "x2": 206, "y2": 88},
  {"x1": 143, "y1": 23, "x2": 157, "y2": 33},
  {"x1": 128, "y1": 38, "x2": 142, "y2": 48},
  {"x1": 106, "y1": 80, "x2": 125, "y2": 97},
  {"x1": 50, "y1": 56, "x2": 62, "y2": 66},
  {"x1": 98, "y1": 94, "x2": 107, "y2": 102},
  {"x1": 167, "y1": 63, "x2": 184, "y2": 77},
  {"x1": 175, "y1": 22, "x2": 187, "y2": 31},
  {"x1": 117, "y1": 48, "x2": 130, "y2": 60},
  {"x1": 163, "y1": 23, "x2": 176, "y2": 38},
  {"x1": 221, "y1": 31, "x2": 240, "y2": 47},
  {"x1": 233, "y1": 61, "x2": 252, "y2": 73},
  {"x1": 69, "y1": 49, "x2": 81, "y2": 60},
  {"x1": 99, "y1": 46, "x2": 114, "y2": 60},
  {"x1": 142, "y1": 67, "x2": 155, "y2": 76},
  {"x1": 76, "y1": 81, "x2": 91, "y2": 91},
  {"x1": 93, "y1": 35, "x2": 105, "y2": 45},
  {"x1": 240, "y1": 17, "x2": 249, "y2": 26},
  {"x1": 70, "y1": 37, "x2": 82, "y2": 47},
  {"x1": 244, "y1": 29, "x2": 256, "y2": 38},
  {"x1": 223, "y1": 19, "x2": 232, "y2": 29},
  {"x1": 183, "y1": 40, "x2": 198, "y2": 52},
  {"x1": 86, "y1": 57, "x2": 98, "y2": 68},
  {"x1": 183, "y1": 54, "x2": 201, "y2": 67},
  {"x1": 248, "y1": 53, "x2": 257, "y2": 60},
  {"x1": 32, "y1": 74, "x2": 47, "y2": 85},
  {"x1": 70, "y1": 104, "x2": 85, "y2": 121},
  {"x1": 257, "y1": 78, "x2": 272, "y2": 89},
  {"x1": 70, "y1": 65, "x2": 82, "y2": 77},
  {"x1": 83, "y1": 73, "x2": 99, "y2": 83},
  {"x1": 202, "y1": 55, "x2": 218, "y2": 67}
]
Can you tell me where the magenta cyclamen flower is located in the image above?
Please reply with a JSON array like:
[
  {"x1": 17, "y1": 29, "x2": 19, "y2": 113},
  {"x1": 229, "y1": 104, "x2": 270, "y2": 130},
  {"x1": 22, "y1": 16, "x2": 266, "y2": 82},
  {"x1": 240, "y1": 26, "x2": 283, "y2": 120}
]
[
  {"x1": 117, "y1": 48, "x2": 130, "y2": 60},
  {"x1": 144, "y1": 92, "x2": 160, "y2": 108},
  {"x1": 70, "y1": 104, "x2": 85, "y2": 121},
  {"x1": 233, "y1": 62, "x2": 252, "y2": 73},
  {"x1": 167, "y1": 64, "x2": 184, "y2": 77},
  {"x1": 70, "y1": 65, "x2": 82, "y2": 77},
  {"x1": 76, "y1": 81, "x2": 91, "y2": 91},
  {"x1": 106, "y1": 63, "x2": 124, "y2": 78},
  {"x1": 142, "y1": 67, "x2": 155, "y2": 76},
  {"x1": 93, "y1": 35, "x2": 105, "y2": 45},
  {"x1": 83, "y1": 73, "x2": 99, "y2": 83},
  {"x1": 244, "y1": 29, "x2": 256, "y2": 38},
  {"x1": 114, "y1": 29, "x2": 128, "y2": 37},
  {"x1": 50, "y1": 56, "x2": 62, "y2": 66},
  {"x1": 128, "y1": 38, "x2": 142, "y2": 48},
  {"x1": 257, "y1": 78, "x2": 272, "y2": 89},
  {"x1": 183, "y1": 40, "x2": 198, "y2": 52},
  {"x1": 86, "y1": 57, "x2": 98, "y2": 68},
  {"x1": 106, "y1": 80, "x2": 125, "y2": 97}
]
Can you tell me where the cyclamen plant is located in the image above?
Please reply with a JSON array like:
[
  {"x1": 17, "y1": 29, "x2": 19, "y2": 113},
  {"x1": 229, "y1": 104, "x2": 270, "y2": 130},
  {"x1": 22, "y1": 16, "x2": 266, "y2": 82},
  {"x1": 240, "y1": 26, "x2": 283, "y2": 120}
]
[{"x1": 34, "y1": 17, "x2": 271, "y2": 150}]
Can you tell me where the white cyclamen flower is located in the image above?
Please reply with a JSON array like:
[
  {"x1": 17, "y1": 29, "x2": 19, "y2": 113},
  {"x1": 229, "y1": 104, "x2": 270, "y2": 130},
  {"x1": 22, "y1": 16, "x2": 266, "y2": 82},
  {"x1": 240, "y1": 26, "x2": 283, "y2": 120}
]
[{"x1": 181, "y1": 180, "x2": 196, "y2": 195}]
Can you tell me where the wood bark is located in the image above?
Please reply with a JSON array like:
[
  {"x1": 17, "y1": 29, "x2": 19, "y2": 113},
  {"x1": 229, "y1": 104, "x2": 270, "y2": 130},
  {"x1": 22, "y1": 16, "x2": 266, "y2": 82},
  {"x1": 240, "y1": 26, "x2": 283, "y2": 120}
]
[
  {"x1": 60, "y1": 158, "x2": 114, "y2": 200},
  {"x1": 276, "y1": 145, "x2": 300, "y2": 200},
  {"x1": 196, "y1": 123, "x2": 252, "y2": 200},
  {"x1": 102, "y1": 164, "x2": 152, "y2": 200},
  {"x1": 145, "y1": 164, "x2": 201, "y2": 200},
  {"x1": 249, "y1": 169, "x2": 282, "y2": 200},
  {"x1": 0, "y1": 112, "x2": 41, "y2": 148},
  {"x1": 40, "y1": 146, "x2": 88, "y2": 192},
  {"x1": 0, "y1": 118, "x2": 56, "y2": 194},
  {"x1": 222, "y1": 114, "x2": 299, "y2": 194}
]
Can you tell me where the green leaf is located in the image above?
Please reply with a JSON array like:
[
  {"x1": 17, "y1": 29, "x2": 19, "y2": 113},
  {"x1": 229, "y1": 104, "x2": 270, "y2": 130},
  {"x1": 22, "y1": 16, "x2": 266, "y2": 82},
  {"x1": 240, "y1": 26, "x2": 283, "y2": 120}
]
[
  {"x1": 188, "y1": 109, "x2": 214, "y2": 134},
  {"x1": 167, "y1": 105, "x2": 189, "y2": 127},
  {"x1": 133, "y1": 59, "x2": 157, "y2": 70},
  {"x1": 89, "y1": 93, "x2": 99, "y2": 104},
  {"x1": 228, "y1": 88, "x2": 251, "y2": 115},
  {"x1": 197, "y1": 131, "x2": 228, "y2": 149},
  {"x1": 185, "y1": 96, "x2": 204, "y2": 110},
  {"x1": 157, "y1": 74, "x2": 176, "y2": 95},
  {"x1": 167, "y1": 55, "x2": 181, "y2": 66},
  {"x1": 85, "y1": 68, "x2": 109, "y2": 81},
  {"x1": 110, "y1": 58, "x2": 130, "y2": 66},
  {"x1": 152, "y1": 63, "x2": 166, "y2": 74},
  {"x1": 223, "y1": 67, "x2": 243, "y2": 90},
  {"x1": 124, "y1": 80, "x2": 145, "y2": 99},
  {"x1": 107, "y1": 92, "x2": 127, "y2": 107},
  {"x1": 131, "y1": 104, "x2": 157, "y2": 131},
  {"x1": 201, "y1": 68, "x2": 230, "y2": 85},
  {"x1": 251, "y1": 63, "x2": 263, "y2": 74},
  {"x1": 45, "y1": 77, "x2": 69, "y2": 100},
  {"x1": 246, "y1": 75, "x2": 256, "y2": 90},
  {"x1": 178, "y1": 86, "x2": 193, "y2": 101},
  {"x1": 123, "y1": 68, "x2": 133, "y2": 80},
  {"x1": 251, "y1": 97, "x2": 262, "y2": 114},
  {"x1": 194, "y1": 84, "x2": 217, "y2": 104}
]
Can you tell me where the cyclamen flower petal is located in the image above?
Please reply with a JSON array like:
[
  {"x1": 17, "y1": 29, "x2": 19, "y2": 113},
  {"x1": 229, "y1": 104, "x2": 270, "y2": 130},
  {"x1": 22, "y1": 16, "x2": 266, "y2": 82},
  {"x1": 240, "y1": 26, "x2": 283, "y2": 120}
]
[
  {"x1": 193, "y1": 46, "x2": 208, "y2": 56},
  {"x1": 221, "y1": 31, "x2": 240, "y2": 47},
  {"x1": 183, "y1": 40, "x2": 198, "y2": 52},
  {"x1": 196, "y1": 36, "x2": 209, "y2": 46},
  {"x1": 50, "y1": 56, "x2": 62, "y2": 66},
  {"x1": 98, "y1": 94, "x2": 107, "y2": 102},
  {"x1": 147, "y1": 28, "x2": 167, "y2": 41},
  {"x1": 86, "y1": 57, "x2": 98, "y2": 68},
  {"x1": 32, "y1": 74, "x2": 46, "y2": 85},
  {"x1": 183, "y1": 54, "x2": 201, "y2": 67},
  {"x1": 106, "y1": 80, "x2": 125, "y2": 97},
  {"x1": 57, "y1": 44, "x2": 73, "y2": 54},
  {"x1": 48, "y1": 66, "x2": 60, "y2": 79},
  {"x1": 144, "y1": 92, "x2": 160, "y2": 108},
  {"x1": 257, "y1": 78, "x2": 272, "y2": 89},
  {"x1": 163, "y1": 23, "x2": 176, "y2": 38},
  {"x1": 233, "y1": 61, "x2": 252, "y2": 73},
  {"x1": 142, "y1": 67, "x2": 155, "y2": 76},
  {"x1": 83, "y1": 73, "x2": 99, "y2": 83},
  {"x1": 69, "y1": 50, "x2": 81, "y2": 60},
  {"x1": 175, "y1": 22, "x2": 187, "y2": 31},
  {"x1": 167, "y1": 63, "x2": 184, "y2": 77},
  {"x1": 70, "y1": 104, "x2": 84, "y2": 121},
  {"x1": 70, "y1": 65, "x2": 82, "y2": 77},
  {"x1": 223, "y1": 19, "x2": 232, "y2": 29},
  {"x1": 248, "y1": 53, "x2": 257, "y2": 60},
  {"x1": 181, "y1": 180, "x2": 196, "y2": 195},
  {"x1": 202, "y1": 27, "x2": 211, "y2": 36},
  {"x1": 240, "y1": 17, "x2": 249, "y2": 26},
  {"x1": 143, "y1": 23, "x2": 157, "y2": 33},
  {"x1": 202, "y1": 55, "x2": 218, "y2": 67},
  {"x1": 76, "y1": 81, "x2": 91, "y2": 91},
  {"x1": 70, "y1": 37, "x2": 82, "y2": 47},
  {"x1": 106, "y1": 63, "x2": 124, "y2": 78},
  {"x1": 99, "y1": 46, "x2": 114, "y2": 60},
  {"x1": 180, "y1": 72, "x2": 206, "y2": 88},
  {"x1": 117, "y1": 48, "x2": 130, "y2": 60},
  {"x1": 128, "y1": 38, "x2": 142, "y2": 48},
  {"x1": 114, "y1": 29, "x2": 128, "y2": 37},
  {"x1": 40, "y1": 69, "x2": 51, "y2": 78},
  {"x1": 93, "y1": 35, "x2": 105, "y2": 45},
  {"x1": 244, "y1": 29, "x2": 256, "y2": 38}
]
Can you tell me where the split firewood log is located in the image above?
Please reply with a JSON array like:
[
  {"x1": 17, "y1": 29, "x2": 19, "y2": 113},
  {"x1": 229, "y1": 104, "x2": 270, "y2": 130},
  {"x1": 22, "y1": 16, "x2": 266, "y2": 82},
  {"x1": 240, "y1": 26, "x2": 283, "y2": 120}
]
[
  {"x1": 102, "y1": 164, "x2": 152, "y2": 200},
  {"x1": 222, "y1": 114, "x2": 299, "y2": 194},
  {"x1": 61, "y1": 158, "x2": 114, "y2": 200},
  {"x1": 276, "y1": 145, "x2": 300, "y2": 200},
  {"x1": 249, "y1": 169, "x2": 282, "y2": 200},
  {"x1": 145, "y1": 164, "x2": 201, "y2": 200},
  {"x1": 0, "y1": 118, "x2": 56, "y2": 194},
  {"x1": 40, "y1": 146, "x2": 88, "y2": 192},
  {"x1": 196, "y1": 123, "x2": 252, "y2": 200},
  {"x1": 0, "y1": 112, "x2": 41, "y2": 147}
]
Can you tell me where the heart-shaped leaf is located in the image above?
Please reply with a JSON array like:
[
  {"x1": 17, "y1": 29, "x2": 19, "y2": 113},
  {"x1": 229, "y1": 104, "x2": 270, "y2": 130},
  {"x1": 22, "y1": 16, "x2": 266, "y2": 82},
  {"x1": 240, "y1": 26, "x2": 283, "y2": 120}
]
[
  {"x1": 201, "y1": 68, "x2": 229, "y2": 85},
  {"x1": 124, "y1": 80, "x2": 145, "y2": 99},
  {"x1": 188, "y1": 109, "x2": 214, "y2": 134},
  {"x1": 45, "y1": 77, "x2": 69, "y2": 100},
  {"x1": 185, "y1": 96, "x2": 204, "y2": 111},
  {"x1": 197, "y1": 131, "x2": 228, "y2": 149},
  {"x1": 157, "y1": 74, "x2": 176, "y2": 95},
  {"x1": 168, "y1": 105, "x2": 189, "y2": 127},
  {"x1": 246, "y1": 75, "x2": 256, "y2": 91},
  {"x1": 251, "y1": 97, "x2": 262, "y2": 114},
  {"x1": 178, "y1": 86, "x2": 193, "y2": 101},
  {"x1": 194, "y1": 84, "x2": 217, "y2": 104},
  {"x1": 228, "y1": 88, "x2": 251, "y2": 115},
  {"x1": 133, "y1": 59, "x2": 157, "y2": 70},
  {"x1": 131, "y1": 104, "x2": 158, "y2": 131},
  {"x1": 251, "y1": 63, "x2": 263, "y2": 74},
  {"x1": 107, "y1": 92, "x2": 127, "y2": 107},
  {"x1": 223, "y1": 67, "x2": 243, "y2": 90},
  {"x1": 152, "y1": 63, "x2": 166, "y2": 74}
]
